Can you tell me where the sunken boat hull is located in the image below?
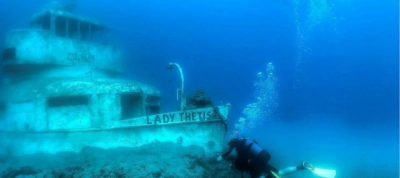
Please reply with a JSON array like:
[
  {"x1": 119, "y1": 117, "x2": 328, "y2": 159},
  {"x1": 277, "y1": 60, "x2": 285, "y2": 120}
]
[
  {"x1": 0, "y1": 9, "x2": 230, "y2": 155},
  {"x1": 0, "y1": 105, "x2": 229, "y2": 155}
]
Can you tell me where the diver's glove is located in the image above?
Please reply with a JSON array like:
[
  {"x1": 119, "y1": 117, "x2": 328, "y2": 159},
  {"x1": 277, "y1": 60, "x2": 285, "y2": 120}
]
[{"x1": 217, "y1": 155, "x2": 223, "y2": 161}]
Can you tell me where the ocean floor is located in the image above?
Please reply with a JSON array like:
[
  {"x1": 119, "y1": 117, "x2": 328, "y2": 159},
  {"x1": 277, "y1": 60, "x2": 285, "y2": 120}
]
[{"x1": 0, "y1": 141, "x2": 240, "y2": 178}]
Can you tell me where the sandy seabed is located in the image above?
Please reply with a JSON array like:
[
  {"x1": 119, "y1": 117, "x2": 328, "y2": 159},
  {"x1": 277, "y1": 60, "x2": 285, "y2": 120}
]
[{"x1": 0, "y1": 141, "x2": 240, "y2": 178}]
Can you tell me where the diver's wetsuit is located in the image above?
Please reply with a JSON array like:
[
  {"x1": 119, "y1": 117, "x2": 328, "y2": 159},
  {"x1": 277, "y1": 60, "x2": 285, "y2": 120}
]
[{"x1": 221, "y1": 138, "x2": 279, "y2": 178}]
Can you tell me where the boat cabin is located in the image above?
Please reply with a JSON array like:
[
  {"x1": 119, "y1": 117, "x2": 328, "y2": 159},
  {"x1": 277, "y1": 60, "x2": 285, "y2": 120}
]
[
  {"x1": 30, "y1": 9, "x2": 108, "y2": 42},
  {"x1": 2, "y1": 9, "x2": 123, "y2": 80},
  {"x1": 0, "y1": 78, "x2": 161, "y2": 132}
]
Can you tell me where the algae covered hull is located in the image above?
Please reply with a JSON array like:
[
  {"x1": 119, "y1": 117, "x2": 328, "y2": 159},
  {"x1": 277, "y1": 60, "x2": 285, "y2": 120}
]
[{"x1": 0, "y1": 105, "x2": 229, "y2": 155}]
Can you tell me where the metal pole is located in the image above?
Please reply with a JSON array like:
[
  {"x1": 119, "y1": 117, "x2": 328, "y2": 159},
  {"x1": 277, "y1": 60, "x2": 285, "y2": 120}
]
[{"x1": 168, "y1": 62, "x2": 185, "y2": 110}]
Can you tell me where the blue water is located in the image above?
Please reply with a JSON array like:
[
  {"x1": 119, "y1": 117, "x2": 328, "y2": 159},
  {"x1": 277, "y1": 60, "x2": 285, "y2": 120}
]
[{"x1": 0, "y1": 0, "x2": 398, "y2": 177}]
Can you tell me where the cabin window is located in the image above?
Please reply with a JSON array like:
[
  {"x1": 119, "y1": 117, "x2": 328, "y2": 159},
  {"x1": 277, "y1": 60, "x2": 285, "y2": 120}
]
[
  {"x1": 67, "y1": 19, "x2": 79, "y2": 39},
  {"x1": 3, "y1": 48, "x2": 16, "y2": 61},
  {"x1": 47, "y1": 95, "x2": 89, "y2": 107},
  {"x1": 80, "y1": 22, "x2": 90, "y2": 41},
  {"x1": 55, "y1": 16, "x2": 67, "y2": 37},
  {"x1": 145, "y1": 95, "x2": 160, "y2": 115},
  {"x1": 42, "y1": 13, "x2": 51, "y2": 30},
  {"x1": 30, "y1": 12, "x2": 50, "y2": 30},
  {"x1": 120, "y1": 93, "x2": 142, "y2": 119}
]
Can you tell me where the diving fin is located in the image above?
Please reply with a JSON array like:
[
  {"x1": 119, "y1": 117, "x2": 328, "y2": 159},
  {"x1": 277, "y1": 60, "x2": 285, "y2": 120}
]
[
  {"x1": 302, "y1": 162, "x2": 336, "y2": 178},
  {"x1": 310, "y1": 167, "x2": 336, "y2": 178}
]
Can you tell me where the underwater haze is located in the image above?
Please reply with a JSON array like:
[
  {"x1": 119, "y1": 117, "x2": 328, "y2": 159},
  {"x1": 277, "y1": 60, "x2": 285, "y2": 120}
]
[{"x1": 0, "y1": 0, "x2": 399, "y2": 178}]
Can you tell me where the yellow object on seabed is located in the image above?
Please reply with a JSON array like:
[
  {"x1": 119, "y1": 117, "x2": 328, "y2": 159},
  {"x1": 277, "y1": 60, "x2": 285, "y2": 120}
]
[{"x1": 270, "y1": 170, "x2": 281, "y2": 178}]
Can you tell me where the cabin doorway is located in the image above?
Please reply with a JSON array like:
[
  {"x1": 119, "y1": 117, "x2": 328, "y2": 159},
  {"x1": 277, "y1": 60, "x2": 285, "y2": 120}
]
[{"x1": 120, "y1": 92, "x2": 142, "y2": 120}]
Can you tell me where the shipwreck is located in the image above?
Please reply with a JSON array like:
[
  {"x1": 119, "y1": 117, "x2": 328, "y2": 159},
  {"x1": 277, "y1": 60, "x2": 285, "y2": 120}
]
[{"x1": 0, "y1": 8, "x2": 230, "y2": 155}]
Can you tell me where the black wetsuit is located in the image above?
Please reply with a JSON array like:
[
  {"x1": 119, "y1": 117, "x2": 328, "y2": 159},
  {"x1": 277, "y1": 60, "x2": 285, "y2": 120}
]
[{"x1": 221, "y1": 138, "x2": 279, "y2": 178}]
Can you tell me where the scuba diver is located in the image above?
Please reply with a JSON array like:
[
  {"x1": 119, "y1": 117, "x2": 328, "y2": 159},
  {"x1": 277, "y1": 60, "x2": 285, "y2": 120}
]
[{"x1": 217, "y1": 137, "x2": 336, "y2": 178}]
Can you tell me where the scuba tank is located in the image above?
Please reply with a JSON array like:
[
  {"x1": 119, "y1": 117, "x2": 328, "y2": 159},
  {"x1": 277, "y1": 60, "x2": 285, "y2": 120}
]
[{"x1": 244, "y1": 138, "x2": 263, "y2": 158}]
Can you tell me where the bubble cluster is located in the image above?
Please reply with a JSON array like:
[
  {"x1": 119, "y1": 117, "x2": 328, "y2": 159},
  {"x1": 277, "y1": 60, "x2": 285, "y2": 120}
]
[
  {"x1": 293, "y1": 0, "x2": 337, "y2": 82},
  {"x1": 234, "y1": 63, "x2": 279, "y2": 134}
]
